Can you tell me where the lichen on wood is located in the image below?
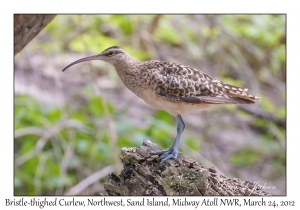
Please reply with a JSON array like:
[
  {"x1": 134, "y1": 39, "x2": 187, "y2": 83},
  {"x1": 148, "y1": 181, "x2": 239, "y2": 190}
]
[{"x1": 104, "y1": 140, "x2": 270, "y2": 196}]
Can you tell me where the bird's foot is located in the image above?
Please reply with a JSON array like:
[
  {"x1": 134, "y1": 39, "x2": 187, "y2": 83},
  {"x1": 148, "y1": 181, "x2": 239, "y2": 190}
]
[{"x1": 151, "y1": 149, "x2": 180, "y2": 165}]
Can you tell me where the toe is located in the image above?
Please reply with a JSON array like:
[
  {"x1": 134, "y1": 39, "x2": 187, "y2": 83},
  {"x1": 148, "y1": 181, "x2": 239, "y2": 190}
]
[
  {"x1": 150, "y1": 150, "x2": 167, "y2": 155},
  {"x1": 158, "y1": 151, "x2": 171, "y2": 160},
  {"x1": 159, "y1": 153, "x2": 178, "y2": 165}
]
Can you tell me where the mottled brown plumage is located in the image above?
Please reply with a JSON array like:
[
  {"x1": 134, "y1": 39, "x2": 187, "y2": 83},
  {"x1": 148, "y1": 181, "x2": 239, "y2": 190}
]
[
  {"x1": 138, "y1": 60, "x2": 260, "y2": 104},
  {"x1": 62, "y1": 46, "x2": 261, "y2": 164}
]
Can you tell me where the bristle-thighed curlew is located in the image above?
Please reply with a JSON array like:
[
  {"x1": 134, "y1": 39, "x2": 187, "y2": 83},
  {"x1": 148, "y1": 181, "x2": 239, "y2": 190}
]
[{"x1": 62, "y1": 46, "x2": 260, "y2": 165}]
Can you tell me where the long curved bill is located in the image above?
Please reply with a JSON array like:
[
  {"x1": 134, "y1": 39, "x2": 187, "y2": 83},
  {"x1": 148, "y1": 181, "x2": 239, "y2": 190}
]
[{"x1": 62, "y1": 54, "x2": 103, "y2": 72}]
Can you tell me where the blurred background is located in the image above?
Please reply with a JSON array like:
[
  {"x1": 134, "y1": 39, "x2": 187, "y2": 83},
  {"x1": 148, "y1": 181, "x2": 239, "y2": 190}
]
[{"x1": 14, "y1": 15, "x2": 286, "y2": 195}]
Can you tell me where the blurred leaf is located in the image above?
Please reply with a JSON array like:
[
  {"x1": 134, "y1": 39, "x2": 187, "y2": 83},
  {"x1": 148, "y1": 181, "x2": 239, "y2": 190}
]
[
  {"x1": 231, "y1": 148, "x2": 262, "y2": 167},
  {"x1": 261, "y1": 98, "x2": 275, "y2": 113},
  {"x1": 155, "y1": 18, "x2": 180, "y2": 44},
  {"x1": 110, "y1": 15, "x2": 133, "y2": 35},
  {"x1": 185, "y1": 137, "x2": 200, "y2": 151},
  {"x1": 276, "y1": 107, "x2": 286, "y2": 119},
  {"x1": 220, "y1": 76, "x2": 244, "y2": 87}
]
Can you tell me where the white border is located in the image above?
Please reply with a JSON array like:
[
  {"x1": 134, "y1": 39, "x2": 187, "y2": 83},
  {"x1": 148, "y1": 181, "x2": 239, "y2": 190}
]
[{"x1": 2, "y1": 0, "x2": 298, "y2": 209}]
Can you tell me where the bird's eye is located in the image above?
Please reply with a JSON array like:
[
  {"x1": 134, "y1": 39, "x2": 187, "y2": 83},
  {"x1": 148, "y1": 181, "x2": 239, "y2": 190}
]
[{"x1": 108, "y1": 51, "x2": 115, "y2": 56}]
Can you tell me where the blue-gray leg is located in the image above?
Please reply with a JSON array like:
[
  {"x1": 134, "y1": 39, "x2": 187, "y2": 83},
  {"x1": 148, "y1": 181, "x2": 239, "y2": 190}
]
[{"x1": 151, "y1": 115, "x2": 185, "y2": 165}]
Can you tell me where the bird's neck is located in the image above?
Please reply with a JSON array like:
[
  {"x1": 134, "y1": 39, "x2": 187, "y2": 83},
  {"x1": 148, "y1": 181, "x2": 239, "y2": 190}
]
[
  {"x1": 113, "y1": 58, "x2": 140, "y2": 76},
  {"x1": 111, "y1": 58, "x2": 143, "y2": 95}
]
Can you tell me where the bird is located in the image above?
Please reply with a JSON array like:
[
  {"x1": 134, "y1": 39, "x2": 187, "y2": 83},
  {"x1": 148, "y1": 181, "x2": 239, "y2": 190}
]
[{"x1": 62, "y1": 46, "x2": 260, "y2": 165}]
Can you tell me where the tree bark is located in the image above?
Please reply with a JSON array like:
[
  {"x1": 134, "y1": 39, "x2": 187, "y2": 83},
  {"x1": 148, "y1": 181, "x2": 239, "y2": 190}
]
[
  {"x1": 14, "y1": 14, "x2": 56, "y2": 55},
  {"x1": 104, "y1": 140, "x2": 271, "y2": 196}
]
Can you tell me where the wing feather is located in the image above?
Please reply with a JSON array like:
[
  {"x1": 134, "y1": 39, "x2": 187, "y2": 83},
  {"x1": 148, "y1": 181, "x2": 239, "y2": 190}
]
[{"x1": 143, "y1": 60, "x2": 261, "y2": 105}]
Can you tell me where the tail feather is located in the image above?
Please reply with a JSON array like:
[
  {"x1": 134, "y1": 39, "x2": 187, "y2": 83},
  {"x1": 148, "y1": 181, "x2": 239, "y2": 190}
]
[{"x1": 180, "y1": 95, "x2": 257, "y2": 105}]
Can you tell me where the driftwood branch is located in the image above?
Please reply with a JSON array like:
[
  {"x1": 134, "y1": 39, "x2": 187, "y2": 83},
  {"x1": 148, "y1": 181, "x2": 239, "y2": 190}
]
[
  {"x1": 14, "y1": 14, "x2": 56, "y2": 55},
  {"x1": 104, "y1": 140, "x2": 270, "y2": 196}
]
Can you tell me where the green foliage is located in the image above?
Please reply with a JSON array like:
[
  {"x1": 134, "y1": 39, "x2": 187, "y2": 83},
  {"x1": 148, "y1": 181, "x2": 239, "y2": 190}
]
[
  {"x1": 231, "y1": 148, "x2": 262, "y2": 167},
  {"x1": 14, "y1": 92, "x2": 181, "y2": 195},
  {"x1": 156, "y1": 18, "x2": 181, "y2": 45},
  {"x1": 109, "y1": 15, "x2": 133, "y2": 35}
]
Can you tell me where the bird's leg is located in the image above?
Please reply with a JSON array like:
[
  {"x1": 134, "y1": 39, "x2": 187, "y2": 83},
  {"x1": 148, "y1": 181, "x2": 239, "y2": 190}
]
[{"x1": 151, "y1": 115, "x2": 185, "y2": 165}]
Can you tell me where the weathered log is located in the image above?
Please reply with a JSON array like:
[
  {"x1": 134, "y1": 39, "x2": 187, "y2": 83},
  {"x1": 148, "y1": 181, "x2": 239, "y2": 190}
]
[{"x1": 104, "y1": 140, "x2": 270, "y2": 196}]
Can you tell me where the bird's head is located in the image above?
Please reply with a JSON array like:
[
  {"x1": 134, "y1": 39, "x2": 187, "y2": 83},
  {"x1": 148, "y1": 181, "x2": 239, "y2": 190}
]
[{"x1": 62, "y1": 46, "x2": 133, "y2": 72}]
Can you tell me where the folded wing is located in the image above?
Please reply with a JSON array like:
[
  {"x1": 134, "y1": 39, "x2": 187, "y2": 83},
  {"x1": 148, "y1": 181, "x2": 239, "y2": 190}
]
[{"x1": 144, "y1": 61, "x2": 261, "y2": 105}]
